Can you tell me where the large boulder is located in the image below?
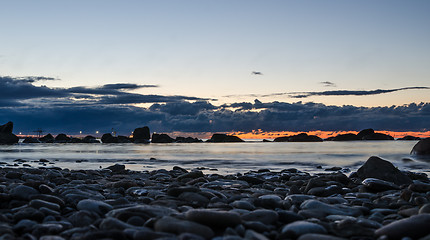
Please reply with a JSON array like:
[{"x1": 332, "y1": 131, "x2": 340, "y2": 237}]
[
  {"x1": 354, "y1": 156, "x2": 412, "y2": 185},
  {"x1": 101, "y1": 133, "x2": 118, "y2": 143},
  {"x1": 39, "y1": 134, "x2": 55, "y2": 143},
  {"x1": 398, "y1": 135, "x2": 420, "y2": 141},
  {"x1": 328, "y1": 133, "x2": 359, "y2": 141},
  {"x1": 152, "y1": 133, "x2": 175, "y2": 143},
  {"x1": 82, "y1": 135, "x2": 100, "y2": 143},
  {"x1": 55, "y1": 133, "x2": 71, "y2": 143},
  {"x1": 362, "y1": 132, "x2": 394, "y2": 140},
  {"x1": 133, "y1": 126, "x2": 150, "y2": 143},
  {"x1": 175, "y1": 137, "x2": 202, "y2": 143},
  {"x1": 411, "y1": 138, "x2": 430, "y2": 156},
  {"x1": 207, "y1": 134, "x2": 244, "y2": 143},
  {"x1": 356, "y1": 128, "x2": 374, "y2": 139},
  {"x1": 23, "y1": 137, "x2": 41, "y2": 143},
  {"x1": 274, "y1": 133, "x2": 322, "y2": 142},
  {"x1": 0, "y1": 122, "x2": 19, "y2": 144}
]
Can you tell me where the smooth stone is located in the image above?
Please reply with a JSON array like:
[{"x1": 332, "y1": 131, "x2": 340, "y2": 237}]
[
  {"x1": 277, "y1": 210, "x2": 304, "y2": 224},
  {"x1": 254, "y1": 194, "x2": 282, "y2": 209},
  {"x1": 10, "y1": 185, "x2": 39, "y2": 200},
  {"x1": 31, "y1": 194, "x2": 65, "y2": 208},
  {"x1": 281, "y1": 221, "x2": 327, "y2": 238},
  {"x1": 154, "y1": 216, "x2": 214, "y2": 239},
  {"x1": 106, "y1": 164, "x2": 125, "y2": 173},
  {"x1": 409, "y1": 182, "x2": 430, "y2": 193},
  {"x1": 355, "y1": 156, "x2": 412, "y2": 185},
  {"x1": 13, "y1": 219, "x2": 38, "y2": 233},
  {"x1": 300, "y1": 199, "x2": 362, "y2": 217},
  {"x1": 29, "y1": 199, "x2": 60, "y2": 211},
  {"x1": 241, "y1": 209, "x2": 278, "y2": 225},
  {"x1": 285, "y1": 194, "x2": 315, "y2": 206},
  {"x1": 13, "y1": 207, "x2": 45, "y2": 222},
  {"x1": 185, "y1": 209, "x2": 241, "y2": 228},
  {"x1": 99, "y1": 217, "x2": 140, "y2": 230},
  {"x1": 106, "y1": 205, "x2": 178, "y2": 221},
  {"x1": 298, "y1": 233, "x2": 347, "y2": 240},
  {"x1": 39, "y1": 236, "x2": 66, "y2": 240},
  {"x1": 375, "y1": 214, "x2": 430, "y2": 239},
  {"x1": 411, "y1": 138, "x2": 430, "y2": 155},
  {"x1": 419, "y1": 204, "x2": 430, "y2": 214},
  {"x1": 31, "y1": 223, "x2": 64, "y2": 237},
  {"x1": 230, "y1": 200, "x2": 256, "y2": 210},
  {"x1": 178, "y1": 192, "x2": 210, "y2": 207},
  {"x1": 244, "y1": 229, "x2": 270, "y2": 240},
  {"x1": 362, "y1": 178, "x2": 400, "y2": 192},
  {"x1": 242, "y1": 221, "x2": 270, "y2": 233},
  {"x1": 77, "y1": 199, "x2": 113, "y2": 216}
]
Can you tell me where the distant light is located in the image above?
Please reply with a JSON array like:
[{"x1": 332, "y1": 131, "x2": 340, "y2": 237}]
[
  {"x1": 96, "y1": 131, "x2": 99, "y2": 134},
  {"x1": 19, "y1": 132, "x2": 22, "y2": 135},
  {"x1": 79, "y1": 131, "x2": 82, "y2": 134}
]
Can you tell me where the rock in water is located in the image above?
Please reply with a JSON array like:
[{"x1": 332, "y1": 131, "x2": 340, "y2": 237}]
[
  {"x1": 0, "y1": 121, "x2": 19, "y2": 144},
  {"x1": 362, "y1": 133, "x2": 394, "y2": 140},
  {"x1": 101, "y1": 133, "x2": 118, "y2": 143},
  {"x1": 55, "y1": 133, "x2": 71, "y2": 143},
  {"x1": 39, "y1": 134, "x2": 55, "y2": 143},
  {"x1": 411, "y1": 137, "x2": 430, "y2": 155},
  {"x1": 357, "y1": 128, "x2": 374, "y2": 139},
  {"x1": 207, "y1": 134, "x2": 244, "y2": 142},
  {"x1": 355, "y1": 156, "x2": 412, "y2": 185},
  {"x1": 133, "y1": 126, "x2": 150, "y2": 143},
  {"x1": 82, "y1": 135, "x2": 100, "y2": 143},
  {"x1": 375, "y1": 214, "x2": 430, "y2": 239},
  {"x1": 23, "y1": 137, "x2": 40, "y2": 143},
  {"x1": 151, "y1": 133, "x2": 174, "y2": 143}
]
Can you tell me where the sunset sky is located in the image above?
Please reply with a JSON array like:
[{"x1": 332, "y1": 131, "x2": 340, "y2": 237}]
[{"x1": 1, "y1": 1, "x2": 429, "y2": 136}]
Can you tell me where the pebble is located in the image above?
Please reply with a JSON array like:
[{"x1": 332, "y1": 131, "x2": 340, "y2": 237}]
[
  {"x1": 375, "y1": 214, "x2": 430, "y2": 239},
  {"x1": 281, "y1": 221, "x2": 327, "y2": 238},
  {"x1": 185, "y1": 209, "x2": 241, "y2": 228},
  {"x1": 76, "y1": 199, "x2": 113, "y2": 216},
  {"x1": 154, "y1": 216, "x2": 214, "y2": 239}
]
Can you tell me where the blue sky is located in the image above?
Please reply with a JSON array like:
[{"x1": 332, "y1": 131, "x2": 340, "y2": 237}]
[{"x1": 1, "y1": 1, "x2": 430, "y2": 134}]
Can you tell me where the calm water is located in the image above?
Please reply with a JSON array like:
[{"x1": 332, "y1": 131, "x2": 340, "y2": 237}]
[{"x1": 0, "y1": 141, "x2": 428, "y2": 175}]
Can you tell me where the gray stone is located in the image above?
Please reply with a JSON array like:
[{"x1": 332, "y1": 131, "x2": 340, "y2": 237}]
[
  {"x1": 10, "y1": 185, "x2": 39, "y2": 200},
  {"x1": 244, "y1": 229, "x2": 270, "y2": 240},
  {"x1": 154, "y1": 216, "x2": 214, "y2": 239},
  {"x1": 241, "y1": 209, "x2": 278, "y2": 225},
  {"x1": 419, "y1": 204, "x2": 430, "y2": 214},
  {"x1": 29, "y1": 199, "x2": 60, "y2": 211},
  {"x1": 106, "y1": 205, "x2": 178, "y2": 221},
  {"x1": 355, "y1": 156, "x2": 412, "y2": 185},
  {"x1": 361, "y1": 178, "x2": 400, "y2": 192},
  {"x1": 375, "y1": 214, "x2": 430, "y2": 239},
  {"x1": 67, "y1": 210, "x2": 99, "y2": 227},
  {"x1": 77, "y1": 199, "x2": 113, "y2": 216},
  {"x1": 185, "y1": 209, "x2": 241, "y2": 228},
  {"x1": 39, "y1": 236, "x2": 66, "y2": 240},
  {"x1": 13, "y1": 219, "x2": 38, "y2": 233},
  {"x1": 411, "y1": 138, "x2": 430, "y2": 155},
  {"x1": 99, "y1": 217, "x2": 139, "y2": 230},
  {"x1": 230, "y1": 200, "x2": 255, "y2": 210},
  {"x1": 298, "y1": 233, "x2": 347, "y2": 240},
  {"x1": 281, "y1": 221, "x2": 327, "y2": 238},
  {"x1": 300, "y1": 199, "x2": 362, "y2": 217}
]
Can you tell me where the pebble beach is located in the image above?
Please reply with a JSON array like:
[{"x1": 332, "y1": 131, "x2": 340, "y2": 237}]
[{"x1": 1, "y1": 155, "x2": 430, "y2": 240}]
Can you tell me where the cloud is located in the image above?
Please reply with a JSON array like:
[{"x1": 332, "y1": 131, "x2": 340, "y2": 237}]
[
  {"x1": 224, "y1": 86, "x2": 430, "y2": 99},
  {"x1": 320, "y1": 81, "x2": 336, "y2": 87}
]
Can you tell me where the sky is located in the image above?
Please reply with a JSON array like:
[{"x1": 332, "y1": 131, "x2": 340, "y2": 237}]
[{"x1": 1, "y1": 1, "x2": 430, "y2": 136}]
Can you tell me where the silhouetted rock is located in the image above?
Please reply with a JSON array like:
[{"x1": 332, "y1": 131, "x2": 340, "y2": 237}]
[
  {"x1": 0, "y1": 122, "x2": 19, "y2": 144},
  {"x1": 55, "y1": 133, "x2": 71, "y2": 143},
  {"x1": 23, "y1": 137, "x2": 41, "y2": 143},
  {"x1": 357, "y1": 128, "x2": 374, "y2": 139},
  {"x1": 398, "y1": 135, "x2": 421, "y2": 140},
  {"x1": 275, "y1": 133, "x2": 322, "y2": 142},
  {"x1": 101, "y1": 133, "x2": 118, "y2": 143},
  {"x1": 39, "y1": 134, "x2": 55, "y2": 143},
  {"x1": 362, "y1": 133, "x2": 394, "y2": 140},
  {"x1": 82, "y1": 135, "x2": 100, "y2": 143},
  {"x1": 262, "y1": 139, "x2": 272, "y2": 142},
  {"x1": 152, "y1": 133, "x2": 175, "y2": 143},
  {"x1": 175, "y1": 137, "x2": 202, "y2": 143},
  {"x1": 329, "y1": 133, "x2": 359, "y2": 141},
  {"x1": 355, "y1": 156, "x2": 412, "y2": 185},
  {"x1": 133, "y1": 126, "x2": 150, "y2": 143},
  {"x1": 411, "y1": 138, "x2": 430, "y2": 156},
  {"x1": 117, "y1": 136, "x2": 132, "y2": 143},
  {"x1": 207, "y1": 134, "x2": 244, "y2": 142},
  {"x1": 70, "y1": 137, "x2": 83, "y2": 143},
  {"x1": 273, "y1": 136, "x2": 290, "y2": 142}
]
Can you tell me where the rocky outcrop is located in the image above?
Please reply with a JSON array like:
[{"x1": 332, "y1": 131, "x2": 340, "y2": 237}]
[
  {"x1": 82, "y1": 135, "x2": 100, "y2": 143},
  {"x1": 175, "y1": 137, "x2": 202, "y2": 143},
  {"x1": 133, "y1": 126, "x2": 150, "y2": 143},
  {"x1": 274, "y1": 133, "x2": 322, "y2": 142},
  {"x1": 398, "y1": 135, "x2": 421, "y2": 140},
  {"x1": 23, "y1": 137, "x2": 41, "y2": 143},
  {"x1": 326, "y1": 133, "x2": 359, "y2": 141},
  {"x1": 101, "y1": 133, "x2": 131, "y2": 143},
  {"x1": 0, "y1": 122, "x2": 19, "y2": 144},
  {"x1": 55, "y1": 133, "x2": 71, "y2": 143},
  {"x1": 152, "y1": 133, "x2": 175, "y2": 143},
  {"x1": 356, "y1": 129, "x2": 374, "y2": 139},
  {"x1": 39, "y1": 134, "x2": 55, "y2": 143},
  {"x1": 362, "y1": 133, "x2": 394, "y2": 140},
  {"x1": 411, "y1": 138, "x2": 430, "y2": 156},
  {"x1": 207, "y1": 134, "x2": 244, "y2": 143},
  {"x1": 354, "y1": 156, "x2": 412, "y2": 185}
]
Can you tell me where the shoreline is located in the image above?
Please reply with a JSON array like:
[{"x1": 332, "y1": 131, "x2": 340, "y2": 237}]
[{"x1": 1, "y1": 158, "x2": 430, "y2": 239}]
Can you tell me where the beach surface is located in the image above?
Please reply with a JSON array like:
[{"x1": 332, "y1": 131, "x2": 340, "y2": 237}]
[{"x1": 1, "y1": 156, "x2": 430, "y2": 240}]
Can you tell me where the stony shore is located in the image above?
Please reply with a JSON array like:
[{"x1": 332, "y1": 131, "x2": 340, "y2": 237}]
[{"x1": 1, "y1": 157, "x2": 430, "y2": 240}]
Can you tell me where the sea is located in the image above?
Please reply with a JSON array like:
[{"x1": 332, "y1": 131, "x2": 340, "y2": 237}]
[{"x1": 0, "y1": 140, "x2": 429, "y2": 175}]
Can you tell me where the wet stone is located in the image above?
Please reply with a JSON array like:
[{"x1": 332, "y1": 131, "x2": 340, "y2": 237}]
[
  {"x1": 154, "y1": 216, "x2": 214, "y2": 239},
  {"x1": 76, "y1": 199, "x2": 113, "y2": 216},
  {"x1": 10, "y1": 185, "x2": 39, "y2": 200},
  {"x1": 281, "y1": 221, "x2": 327, "y2": 239},
  {"x1": 185, "y1": 209, "x2": 242, "y2": 228},
  {"x1": 241, "y1": 209, "x2": 278, "y2": 225}
]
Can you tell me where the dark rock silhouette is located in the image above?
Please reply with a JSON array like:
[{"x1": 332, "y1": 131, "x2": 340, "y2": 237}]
[
  {"x1": 152, "y1": 133, "x2": 175, "y2": 143},
  {"x1": 23, "y1": 137, "x2": 41, "y2": 143},
  {"x1": 274, "y1": 133, "x2": 322, "y2": 142},
  {"x1": 70, "y1": 137, "x2": 83, "y2": 143},
  {"x1": 55, "y1": 133, "x2": 71, "y2": 143},
  {"x1": 82, "y1": 135, "x2": 100, "y2": 143},
  {"x1": 398, "y1": 135, "x2": 421, "y2": 140},
  {"x1": 0, "y1": 122, "x2": 19, "y2": 144},
  {"x1": 327, "y1": 133, "x2": 359, "y2": 141},
  {"x1": 101, "y1": 133, "x2": 118, "y2": 143},
  {"x1": 362, "y1": 133, "x2": 394, "y2": 140},
  {"x1": 39, "y1": 134, "x2": 55, "y2": 143},
  {"x1": 207, "y1": 134, "x2": 244, "y2": 143},
  {"x1": 175, "y1": 137, "x2": 202, "y2": 143},
  {"x1": 357, "y1": 129, "x2": 374, "y2": 140},
  {"x1": 355, "y1": 156, "x2": 412, "y2": 185},
  {"x1": 133, "y1": 126, "x2": 150, "y2": 143},
  {"x1": 117, "y1": 136, "x2": 132, "y2": 143},
  {"x1": 411, "y1": 138, "x2": 430, "y2": 155}
]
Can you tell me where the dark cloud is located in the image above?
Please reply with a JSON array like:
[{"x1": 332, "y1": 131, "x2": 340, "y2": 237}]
[
  {"x1": 320, "y1": 81, "x2": 336, "y2": 87},
  {"x1": 225, "y1": 86, "x2": 430, "y2": 99}
]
